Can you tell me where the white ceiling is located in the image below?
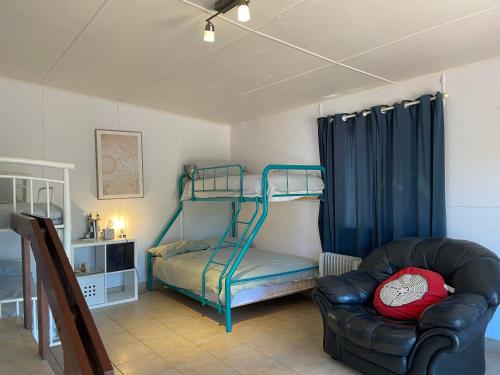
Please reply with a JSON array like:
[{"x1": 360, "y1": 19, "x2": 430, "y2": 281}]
[{"x1": 1, "y1": 0, "x2": 500, "y2": 124}]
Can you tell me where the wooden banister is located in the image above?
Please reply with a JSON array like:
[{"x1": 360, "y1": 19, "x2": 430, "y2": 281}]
[{"x1": 10, "y1": 213, "x2": 113, "y2": 375}]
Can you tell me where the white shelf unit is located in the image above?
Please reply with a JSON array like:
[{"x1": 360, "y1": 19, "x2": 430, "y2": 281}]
[{"x1": 70, "y1": 238, "x2": 138, "y2": 308}]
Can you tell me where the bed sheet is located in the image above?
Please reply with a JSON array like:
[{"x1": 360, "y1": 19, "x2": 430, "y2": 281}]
[{"x1": 153, "y1": 246, "x2": 318, "y2": 306}]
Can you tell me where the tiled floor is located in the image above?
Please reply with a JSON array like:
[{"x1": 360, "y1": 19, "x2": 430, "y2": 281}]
[
  {"x1": 8, "y1": 289, "x2": 500, "y2": 374},
  {"x1": 0, "y1": 317, "x2": 54, "y2": 375}
]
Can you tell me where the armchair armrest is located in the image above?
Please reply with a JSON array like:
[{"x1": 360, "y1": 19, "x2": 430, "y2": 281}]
[
  {"x1": 418, "y1": 293, "x2": 488, "y2": 332},
  {"x1": 316, "y1": 270, "x2": 378, "y2": 305}
]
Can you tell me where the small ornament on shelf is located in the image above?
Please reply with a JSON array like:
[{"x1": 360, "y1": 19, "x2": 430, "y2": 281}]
[
  {"x1": 103, "y1": 227, "x2": 115, "y2": 240},
  {"x1": 80, "y1": 213, "x2": 101, "y2": 241}
]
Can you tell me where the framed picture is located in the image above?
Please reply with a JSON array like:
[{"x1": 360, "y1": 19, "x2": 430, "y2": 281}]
[{"x1": 95, "y1": 129, "x2": 144, "y2": 199}]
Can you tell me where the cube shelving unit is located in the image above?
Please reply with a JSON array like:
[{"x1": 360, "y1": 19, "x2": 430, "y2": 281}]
[{"x1": 70, "y1": 238, "x2": 138, "y2": 308}]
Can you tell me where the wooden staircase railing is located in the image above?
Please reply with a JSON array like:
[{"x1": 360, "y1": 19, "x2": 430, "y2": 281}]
[{"x1": 10, "y1": 213, "x2": 113, "y2": 375}]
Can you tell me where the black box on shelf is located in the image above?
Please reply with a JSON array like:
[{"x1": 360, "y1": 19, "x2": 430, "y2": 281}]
[{"x1": 106, "y1": 242, "x2": 134, "y2": 272}]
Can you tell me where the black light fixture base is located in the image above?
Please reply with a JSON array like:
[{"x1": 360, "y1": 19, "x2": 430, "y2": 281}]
[
  {"x1": 204, "y1": 0, "x2": 249, "y2": 41},
  {"x1": 214, "y1": 0, "x2": 240, "y2": 14}
]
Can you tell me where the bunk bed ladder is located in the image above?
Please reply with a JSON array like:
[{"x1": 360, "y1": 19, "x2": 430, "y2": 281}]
[
  {"x1": 201, "y1": 197, "x2": 260, "y2": 309},
  {"x1": 215, "y1": 198, "x2": 260, "y2": 311}
]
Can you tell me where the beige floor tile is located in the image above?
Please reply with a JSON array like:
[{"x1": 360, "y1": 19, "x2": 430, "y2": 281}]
[
  {"x1": 95, "y1": 317, "x2": 126, "y2": 336},
  {"x1": 102, "y1": 330, "x2": 140, "y2": 350},
  {"x1": 242, "y1": 364, "x2": 297, "y2": 375},
  {"x1": 0, "y1": 349, "x2": 54, "y2": 375},
  {"x1": 157, "y1": 345, "x2": 210, "y2": 367},
  {"x1": 272, "y1": 348, "x2": 358, "y2": 375},
  {"x1": 6, "y1": 291, "x2": 500, "y2": 375},
  {"x1": 107, "y1": 341, "x2": 154, "y2": 366},
  {"x1": 50, "y1": 346, "x2": 64, "y2": 368},
  {"x1": 190, "y1": 332, "x2": 241, "y2": 354},
  {"x1": 174, "y1": 354, "x2": 237, "y2": 375},
  {"x1": 212, "y1": 344, "x2": 285, "y2": 374},
  {"x1": 128, "y1": 324, "x2": 179, "y2": 342},
  {"x1": 146, "y1": 335, "x2": 195, "y2": 352},
  {"x1": 117, "y1": 353, "x2": 173, "y2": 375}
]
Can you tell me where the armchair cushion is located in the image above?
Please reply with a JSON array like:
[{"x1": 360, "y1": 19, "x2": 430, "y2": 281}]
[
  {"x1": 316, "y1": 270, "x2": 379, "y2": 305},
  {"x1": 327, "y1": 304, "x2": 417, "y2": 357},
  {"x1": 418, "y1": 293, "x2": 489, "y2": 332}
]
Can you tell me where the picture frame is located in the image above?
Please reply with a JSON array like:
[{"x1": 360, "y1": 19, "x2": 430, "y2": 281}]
[{"x1": 95, "y1": 129, "x2": 144, "y2": 199}]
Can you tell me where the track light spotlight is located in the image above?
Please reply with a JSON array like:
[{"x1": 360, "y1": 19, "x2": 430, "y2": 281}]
[
  {"x1": 204, "y1": 21, "x2": 215, "y2": 43},
  {"x1": 203, "y1": 0, "x2": 251, "y2": 42},
  {"x1": 237, "y1": 0, "x2": 250, "y2": 22}
]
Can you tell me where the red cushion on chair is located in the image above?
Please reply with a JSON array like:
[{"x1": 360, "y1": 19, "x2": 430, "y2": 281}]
[{"x1": 373, "y1": 267, "x2": 448, "y2": 320}]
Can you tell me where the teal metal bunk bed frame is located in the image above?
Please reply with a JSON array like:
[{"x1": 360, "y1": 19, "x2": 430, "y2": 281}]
[{"x1": 147, "y1": 163, "x2": 325, "y2": 332}]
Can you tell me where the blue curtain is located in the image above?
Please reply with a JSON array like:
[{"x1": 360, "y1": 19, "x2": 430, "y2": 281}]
[{"x1": 318, "y1": 93, "x2": 446, "y2": 257}]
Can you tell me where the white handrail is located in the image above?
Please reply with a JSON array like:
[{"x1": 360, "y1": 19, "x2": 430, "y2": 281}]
[{"x1": 0, "y1": 157, "x2": 75, "y2": 170}]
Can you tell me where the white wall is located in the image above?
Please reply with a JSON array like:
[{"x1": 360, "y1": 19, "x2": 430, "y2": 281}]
[
  {"x1": 231, "y1": 57, "x2": 500, "y2": 339},
  {"x1": 0, "y1": 77, "x2": 231, "y2": 285}
]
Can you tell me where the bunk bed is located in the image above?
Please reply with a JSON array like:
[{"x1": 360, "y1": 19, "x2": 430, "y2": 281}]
[
  {"x1": 148, "y1": 163, "x2": 325, "y2": 332},
  {"x1": 0, "y1": 156, "x2": 74, "y2": 345}
]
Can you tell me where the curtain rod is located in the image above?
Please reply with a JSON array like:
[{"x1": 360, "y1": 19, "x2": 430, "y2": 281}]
[{"x1": 340, "y1": 93, "x2": 448, "y2": 122}]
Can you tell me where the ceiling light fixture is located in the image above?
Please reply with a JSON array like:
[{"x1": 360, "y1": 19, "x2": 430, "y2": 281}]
[
  {"x1": 204, "y1": 20, "x2": 215, "y2": 42},
  {"x1": 237, "y1": 0, "x2": 250, "y2": 22},
  {"x1": 202, "y1": 0, "x2": 251, "y2": 42}
]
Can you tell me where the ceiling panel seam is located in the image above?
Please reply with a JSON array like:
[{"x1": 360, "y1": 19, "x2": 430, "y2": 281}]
[
  {"x1": 251, "y1": 30, "x2": 395, "y2": 84},
  {"x1": 177, "y1": 0, "x2": 395, "y2": 84},
  {"x1": 121, "y1": 0, "x2": 395, "y2": 107},
  {"x1": 338, "y1": 4, "x2": 500, "y2": 63},
  {"x1": 119, "y1": 10, "x2": 254, "y2": 100},
  {"x1": 39, "y1": 0, "x2": 112, "y2": 84},
  {"x1": 207, "y1": 63, "x2": 333, "y2": 106}
]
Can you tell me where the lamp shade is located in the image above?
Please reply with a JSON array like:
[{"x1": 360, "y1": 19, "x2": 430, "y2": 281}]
[
  {"x1": 204, "y1": 21, "x2": 215, "y2": 42},
  {"x1": 237, "y1": 2, "x2": 250, "y2": 22}
]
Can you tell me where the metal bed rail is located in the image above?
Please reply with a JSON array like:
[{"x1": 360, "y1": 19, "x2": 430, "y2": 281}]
[
  {"x1": 148, "y1": 163, "x2": 325, "y2": 332},
  {"x1": 0, "y1": 156, "x2": 74, "y2": 260},
  {"x1": 190, "y1": 163, "x2": 244, "y2": 199},
  {"x1": 0, "y1": 157, "x2": 75, "y2": 346}
]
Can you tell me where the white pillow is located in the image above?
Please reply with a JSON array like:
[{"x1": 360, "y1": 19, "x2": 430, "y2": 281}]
[{"x1": 148, "y1": 239, "x2": 218, "y2": 258}]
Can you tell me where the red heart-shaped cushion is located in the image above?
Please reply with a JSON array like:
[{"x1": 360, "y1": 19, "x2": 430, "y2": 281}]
[{"x1": 373, "y1": 267, "x2": 448, "y2": 320}]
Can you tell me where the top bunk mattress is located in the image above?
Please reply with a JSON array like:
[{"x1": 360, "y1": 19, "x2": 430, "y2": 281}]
[
  {"x1": 153, "y1": 246, "x2": 318, "y2": 306},
  {"x1": 0, "y1": 202, "x2": 63, "y2": 228},
  {"x1": 181, "y1": 172, "x2": 324, "y2": 201}
]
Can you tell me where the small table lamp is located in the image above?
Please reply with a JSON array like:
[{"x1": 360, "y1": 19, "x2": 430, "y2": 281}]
[{"x1": 113, "y1": 217, "x2": 126, "y2": 239}]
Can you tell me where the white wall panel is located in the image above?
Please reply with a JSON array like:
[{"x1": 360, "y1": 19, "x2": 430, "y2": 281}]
[
  {"x1": 0, "y1": 78, "x2": 230, "y2": 285},
  {"x1": 231, "y1": 57, "x2": 500, "y2": 339}
]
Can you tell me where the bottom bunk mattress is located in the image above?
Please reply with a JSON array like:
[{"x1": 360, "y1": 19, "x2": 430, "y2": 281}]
[
  {"x1": 153, "y1": 247, "x2": 318, "y2": 307},
  {"x1": 0, "y1": 260, "x2": 34, "y2": 317}
]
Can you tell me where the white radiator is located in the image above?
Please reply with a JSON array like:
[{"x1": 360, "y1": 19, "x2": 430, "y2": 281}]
[{"x1": 319, "y1": 253, "x2": 362, "y2": 277}]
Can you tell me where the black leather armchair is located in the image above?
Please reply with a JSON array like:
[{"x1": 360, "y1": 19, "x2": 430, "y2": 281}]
[{"x1": 313, "y1": 238, "x2": 500, "y2": 375}]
